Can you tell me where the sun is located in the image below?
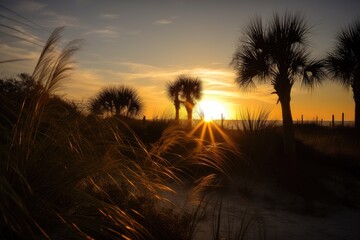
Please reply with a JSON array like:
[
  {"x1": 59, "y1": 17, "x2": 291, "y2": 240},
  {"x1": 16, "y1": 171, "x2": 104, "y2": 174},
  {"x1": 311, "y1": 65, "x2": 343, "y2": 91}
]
[{"x1": 199, "y1": 100, "x2": 226, "y2": 122}]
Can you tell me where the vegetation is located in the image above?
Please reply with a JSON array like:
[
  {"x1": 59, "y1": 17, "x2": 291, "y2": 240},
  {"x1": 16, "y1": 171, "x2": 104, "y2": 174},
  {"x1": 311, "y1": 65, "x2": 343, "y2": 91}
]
[
  {"x1": 1, "y1": 11, "x2": 360, "y2": 240},
  {"x1": 0, "y1": 28, "x2": 237, "y2": 240},
  {"x1": 231, "y1": 12, "x2": 325, "y2": 162},
  {"x1": 167, "y1": 80, "x2": 182, "y2": 122},
  {"x1": 179, "y1": 76, "x2": 202, "y2": 123},
  {"x1": 89, "y1": 85, "x2": 143, "y2": 118},
  {"x1": 326, "y1": 20, "x2": 360, "y2": 128},
  {"x1": 167, "y1": 75, "x2": 203, "y2": 125}
]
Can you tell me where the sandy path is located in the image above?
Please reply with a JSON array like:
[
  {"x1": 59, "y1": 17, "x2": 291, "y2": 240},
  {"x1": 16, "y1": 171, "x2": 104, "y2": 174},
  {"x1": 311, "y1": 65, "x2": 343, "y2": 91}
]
[{"x1": 163, "y1": 181, "x2": 360, "y2": 240}]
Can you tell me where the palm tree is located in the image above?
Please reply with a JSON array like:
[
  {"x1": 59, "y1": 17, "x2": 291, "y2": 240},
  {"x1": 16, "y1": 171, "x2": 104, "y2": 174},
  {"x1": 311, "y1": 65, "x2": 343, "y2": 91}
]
[
  {"x1": 90, "y1": 85, "x2": 143, "y2": 118},
  {"x1": 167, "y1": 81, "x2": 182, "y2": 121},
  {"x1": 231, "y1": 13, "x2": 325, "y2": 161},
  {"x1": 326, "y1": 20, "x2": 360, "y2": 128},
  {"x1": 178, "y1": 76, "x2": 202, "y2": 124},
  {"x1": 90, "y1": 88, "x2": 114, "y2": 116}
]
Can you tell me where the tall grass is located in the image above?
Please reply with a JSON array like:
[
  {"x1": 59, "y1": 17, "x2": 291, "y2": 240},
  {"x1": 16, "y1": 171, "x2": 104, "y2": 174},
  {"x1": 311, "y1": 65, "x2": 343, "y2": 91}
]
[
  {"x1": 227, "y1": 108, "x2": 283, "y2": 198},
  {"x1": 211, "y1": 200, "x2": 267, "y2": 240},
  {"x1": 1, "y1": 27, "x2": 150, "y2": 239},
  {"x1": 1, "y1": 27, "x2": 243, "y2": 239},
  {"x1": 235, "y1": 108, "x2": 276, "y2": 133}
]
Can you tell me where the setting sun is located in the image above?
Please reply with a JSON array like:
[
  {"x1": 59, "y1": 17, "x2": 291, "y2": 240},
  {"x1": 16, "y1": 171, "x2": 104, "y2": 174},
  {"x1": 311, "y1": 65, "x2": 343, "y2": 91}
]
[{"x1": 199, "y1": 100, "x2": 226, "y2": 122}]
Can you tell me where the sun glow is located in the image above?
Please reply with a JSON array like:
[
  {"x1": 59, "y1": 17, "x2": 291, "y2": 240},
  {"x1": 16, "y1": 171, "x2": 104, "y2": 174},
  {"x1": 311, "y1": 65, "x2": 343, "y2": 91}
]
[{"x1": 199, "y1": 100, "x2": 226, "y2": 122}]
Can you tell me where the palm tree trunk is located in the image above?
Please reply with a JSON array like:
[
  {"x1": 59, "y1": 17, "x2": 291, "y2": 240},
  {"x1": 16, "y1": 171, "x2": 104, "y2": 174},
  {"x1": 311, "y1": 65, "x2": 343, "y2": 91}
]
[
  {"x1": 353, "y1": 81, "x2": 360, "y2": 129},
  {"x1": 175, "y1": 98, "x2": 180, "y2": 122},
  {"x1": 186, "y1": 107, "x2": 192, "y2": 127},
  {"x1": 279, "y1": 94, "x2": 296, "y2": 163},
  {"x1": 355, "y1": 101, "x2": 360, "y2": 129},
  {"x1": 355, "y1": 97, "x2": 360, "y2": 129},
  {"x1": 175, "y1": 107, "x2": 180, "y2": 121},
  {"x1": 185, "y1": 100, "x2": 194, "y2": 127}
]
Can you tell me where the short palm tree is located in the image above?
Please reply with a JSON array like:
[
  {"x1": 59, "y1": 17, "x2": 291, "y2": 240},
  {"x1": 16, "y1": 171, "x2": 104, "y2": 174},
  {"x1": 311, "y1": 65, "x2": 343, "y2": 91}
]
[
  {"x1": 178, "y1": 76, "x2": 202, "y2": 124},
  {"x1": 326, "y1": 20, "x2": 360, "y2": 128},
  {"x1": 167, "y1": 81, "x2": 182, "y2": 121},
  {"x1": 231, "y1": 13, "x2": 325, "y2": 161},
  {"x1": 90, "y1": 86, "x2": 143, "y2": 118}
]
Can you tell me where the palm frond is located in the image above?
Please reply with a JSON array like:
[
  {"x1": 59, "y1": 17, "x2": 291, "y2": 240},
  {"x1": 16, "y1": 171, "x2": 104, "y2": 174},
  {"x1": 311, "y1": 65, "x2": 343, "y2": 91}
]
[
  {"x1": 269, "y1": 12, "x2": 309, "y2": 49},
  {"x1": 231, "y1": 16, "x2": 270, "y2": 89},
  {"x1": 325, "y1": 19, "x2": 360, "y2": 89},
  {"x1": 302, "y1": 58, "x2": 326, "y2": 88},
  {"x1": 89, "y1": 85, "x2": 143, "y2": 118}
]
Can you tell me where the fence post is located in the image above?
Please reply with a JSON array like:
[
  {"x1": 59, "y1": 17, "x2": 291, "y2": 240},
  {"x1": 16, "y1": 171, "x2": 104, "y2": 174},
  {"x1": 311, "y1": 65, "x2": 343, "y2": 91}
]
[
  {"x1": 342, "y1": 113, "x2": 344, "y2": 127},
  {"x1": 301, "y1": 114, "x2": 303, "y2": 125},
  {"x1": 332, "y1": 114, "x2": 335, "y2": 128}
]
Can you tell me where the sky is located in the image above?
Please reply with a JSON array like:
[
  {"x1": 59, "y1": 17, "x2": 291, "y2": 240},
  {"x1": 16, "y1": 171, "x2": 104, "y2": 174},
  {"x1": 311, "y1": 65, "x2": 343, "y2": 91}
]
[{"x1": 0, "y1": 0, "x2": 359, "y2": 121}]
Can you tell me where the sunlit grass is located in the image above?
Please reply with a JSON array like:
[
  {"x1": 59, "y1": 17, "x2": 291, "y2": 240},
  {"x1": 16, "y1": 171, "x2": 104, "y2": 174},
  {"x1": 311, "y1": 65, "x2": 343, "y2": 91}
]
[{"x1": 0, "y1": 27, "x2": 241, "y2": 238}]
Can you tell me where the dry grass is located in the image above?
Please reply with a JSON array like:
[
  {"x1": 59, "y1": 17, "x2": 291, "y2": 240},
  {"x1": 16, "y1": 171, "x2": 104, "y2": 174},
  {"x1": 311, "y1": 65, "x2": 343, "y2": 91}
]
[{"x1": 0, "y1": 27, "x2": 243, "y2": 239}]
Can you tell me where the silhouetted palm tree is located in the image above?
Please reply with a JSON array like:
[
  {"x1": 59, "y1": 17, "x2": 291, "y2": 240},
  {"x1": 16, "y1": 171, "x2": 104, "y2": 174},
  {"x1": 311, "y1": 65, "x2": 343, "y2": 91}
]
[
  {"x1": 231, "y1": 13, "x2": 325, "y2": 161},
  {"x1": 90, "y1": 86, "x2": 143, "y2": 118},
  {"x1": 178, "y1": 76, "x2": 202, "y2": 124},
  {"x1": 167, "y1": 81, "x2": 182, "y2": 121},
  {"x1": 326, "y1": 20, "x2": 360, "y2": 128}
]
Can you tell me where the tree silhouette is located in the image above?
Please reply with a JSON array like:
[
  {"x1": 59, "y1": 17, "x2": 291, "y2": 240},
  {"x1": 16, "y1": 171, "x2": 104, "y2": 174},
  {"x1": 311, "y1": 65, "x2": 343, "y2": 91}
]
[
  {"x1": 178, "y1": 76, "x2": 202, "y2": 124},
  {"x1": 167, "y1": 80, "x2": 182, "y2": 121},
  {"x1": 0, "y1": 73, "x2": 44, "y2": 134},
  {"x1": 231, "y1": 13, "x2": 324, "y2": 161},
  {"x1": 326, "y1": 20, "x2": 360, "y2": 128},
  {"x1": 90, "y1": 86, "x2": 143, "y2": 118}
]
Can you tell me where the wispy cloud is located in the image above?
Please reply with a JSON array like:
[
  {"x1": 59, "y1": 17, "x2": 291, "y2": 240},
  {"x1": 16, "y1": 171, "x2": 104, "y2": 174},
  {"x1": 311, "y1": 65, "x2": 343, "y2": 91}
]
[
  {"x1": 154, "y1": 17, "x2": 176, "y2": 25},
  {"x1": 52, "y1": 59, "x2": 282, "y2": 119},
  {"x1": 16, "y1": 1, "x2": 47, "y2": 12},
  {"x1": 40, "y1": 11, "x2": 80, "y2": 27},
  {"x1": 99, "y1": 14, "x2": 119, "y2": 19},
  {"x1": 84, "y1": 26, "x2": 119, "y2": 38},
  {"x1": 119, "y1": 61, "x2": 158, "y2": 72},
  {"x1": 0, "y1": 43, "x2": 41, "y2": 73},
  {"x1": 154, "y1": 19, "x2": 172, "y2": 25},
  {"x1": 59, "y1": 69, "x2": 106, "y2": 100}
]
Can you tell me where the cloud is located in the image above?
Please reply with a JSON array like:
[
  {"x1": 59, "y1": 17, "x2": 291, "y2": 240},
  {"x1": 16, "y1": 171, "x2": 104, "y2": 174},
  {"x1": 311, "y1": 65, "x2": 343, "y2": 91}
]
[
  {"x1": 40, "y1": 11, "x2": 80, "y2": 27},
  {"x1": 91, "y1": 62, "x2": 239, "y2": 115},
  {"x1": 58, "y1": 69, "x2": 106, "y2": 100},
  {"x1": 0, "y1": 43, "x2": 40, "y2": 74},
  {"x1": 56, "y1": 59, "x2": 281, "y2": 119},
  {"x1": 99, "y1": 14, "x2": 119, "y2": 19},
  {"x1": 16, "y1": 1, "x2": 47, "y2": 12},
  {"x1": 154, "y1": 19, "x2": 173, "y2": 25},
  {"x1": 119, "y1": 61, "x2": 158, "y2": 72},
  {"x1": 84, "y1": 27, "x2": 119, "y2": 38}
]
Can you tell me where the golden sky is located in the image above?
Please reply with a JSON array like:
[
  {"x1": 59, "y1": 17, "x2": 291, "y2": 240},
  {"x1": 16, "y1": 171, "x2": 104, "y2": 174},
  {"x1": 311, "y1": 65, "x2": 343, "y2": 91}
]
[{"x1": 0, "y1": 0, "x2": 358, "y2": 121}]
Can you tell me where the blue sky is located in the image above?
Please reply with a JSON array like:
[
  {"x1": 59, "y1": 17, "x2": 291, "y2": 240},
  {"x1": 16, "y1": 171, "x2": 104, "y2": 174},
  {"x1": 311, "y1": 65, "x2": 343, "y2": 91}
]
[{"x1": 1, "y1": 0, "x2": 359, "y2": 120}]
